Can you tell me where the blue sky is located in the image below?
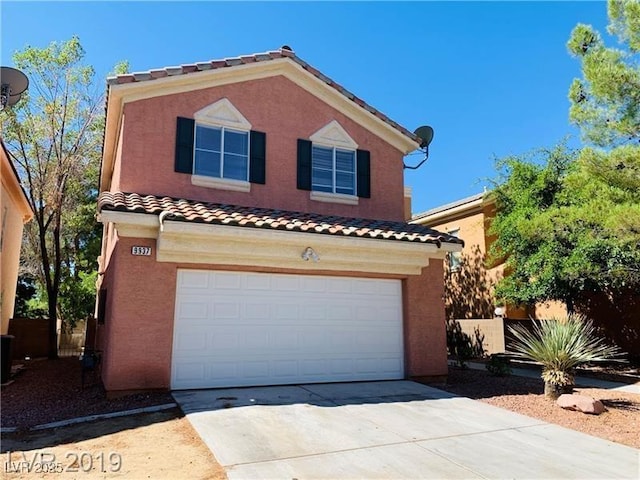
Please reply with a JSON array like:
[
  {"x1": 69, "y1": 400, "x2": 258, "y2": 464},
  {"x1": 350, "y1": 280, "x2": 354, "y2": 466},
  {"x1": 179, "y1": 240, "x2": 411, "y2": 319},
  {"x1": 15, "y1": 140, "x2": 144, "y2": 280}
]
[{"x1": 1, "y1": 1, "x2": 610, "y2": 215}]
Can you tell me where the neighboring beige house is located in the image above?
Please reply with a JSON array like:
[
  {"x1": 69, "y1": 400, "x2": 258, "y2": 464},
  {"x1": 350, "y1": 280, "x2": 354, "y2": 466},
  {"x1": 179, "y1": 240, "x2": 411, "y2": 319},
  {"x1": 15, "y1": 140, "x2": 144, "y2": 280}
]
[
  {"x1": 1, "y1": 139, "x2": 33, "y2": 334},
  {"x1": 412, "y1": 192, "x2": 566, "y2": 353}
]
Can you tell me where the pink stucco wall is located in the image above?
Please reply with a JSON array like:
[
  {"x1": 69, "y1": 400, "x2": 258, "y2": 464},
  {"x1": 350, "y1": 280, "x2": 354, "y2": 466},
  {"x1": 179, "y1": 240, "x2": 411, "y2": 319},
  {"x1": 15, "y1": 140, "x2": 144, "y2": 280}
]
[
  {"x1": 110, "y1": 75, "x2": 406, "y2": 222},
  {"x1": 403, "y1": 260, "x2": 448, "y2": 380}
]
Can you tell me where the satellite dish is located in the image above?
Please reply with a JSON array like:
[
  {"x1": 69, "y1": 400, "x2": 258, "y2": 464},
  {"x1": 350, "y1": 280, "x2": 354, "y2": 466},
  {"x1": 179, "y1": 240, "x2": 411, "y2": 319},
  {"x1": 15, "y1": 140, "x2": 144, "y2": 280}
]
[
  {"x1": 0, "y1": 66, "x2": 29, "y2": 109},
  {"x1": 404, "y1": 125, "x2": 435, "y2": 170},
  {"x1": 6, "y1": 94, "x2": 23, "y2": 107},
  {"x1": 414, "y1": 125, "x2": 434, "y2": 149}
]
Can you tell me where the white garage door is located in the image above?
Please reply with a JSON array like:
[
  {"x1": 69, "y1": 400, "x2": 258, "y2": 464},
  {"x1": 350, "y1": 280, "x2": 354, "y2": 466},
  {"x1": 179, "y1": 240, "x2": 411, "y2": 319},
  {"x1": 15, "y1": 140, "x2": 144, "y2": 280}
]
[{"x1": 171, "y1": 270, "x2": 404, "y2": 389}]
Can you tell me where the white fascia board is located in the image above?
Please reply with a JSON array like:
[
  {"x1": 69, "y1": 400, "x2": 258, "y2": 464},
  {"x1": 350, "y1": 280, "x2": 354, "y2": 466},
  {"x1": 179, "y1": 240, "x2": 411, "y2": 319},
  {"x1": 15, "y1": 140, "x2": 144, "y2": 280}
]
[{"x1": 97, "y1": 211, "x2": 159, "y2": 238}]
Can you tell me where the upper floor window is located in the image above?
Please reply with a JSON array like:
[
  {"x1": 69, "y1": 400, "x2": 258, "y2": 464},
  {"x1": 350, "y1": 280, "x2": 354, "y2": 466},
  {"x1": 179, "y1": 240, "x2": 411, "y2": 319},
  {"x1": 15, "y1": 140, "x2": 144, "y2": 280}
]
[
  {"x1": 311, "y1": 145, "x2": 356, "y2": 196},
  {"x1": 194, "y1": 125, "x2": 249, "y2": 181},
  {"x1": 297, "y1": 120, "x2": 370, "y2": 203},
  {"x1": 174, "y1": 98, "x2": 266, "y2": 191}
]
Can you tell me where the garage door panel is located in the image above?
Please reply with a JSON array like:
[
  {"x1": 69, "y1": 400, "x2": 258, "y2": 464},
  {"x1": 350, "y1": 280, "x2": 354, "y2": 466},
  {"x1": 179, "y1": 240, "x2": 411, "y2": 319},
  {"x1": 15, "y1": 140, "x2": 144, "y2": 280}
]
[
  {"x1": 172, "y1": 270, "x2": 403, "y2": 389},
  {"x1": 178, "y1": 300, "x2": 208, "y2": 319},
  {"x1": 214, "y1": 272, "x2": 242, "y2": 289},
  {"x1": 210, "y1": 361, "x2": 239, "y2": 380},
  {"x1": 300, "y1": 276, "x2": 327, "y2": 292},
  {"x1": 245, "y1": 274, "x2": 271, "y2": 290},
  {"x1": 211, "y1": 332, "x2": 239, "y2": 350},
  {"x1": 272, "y1": 275, "x2": 299, "y2": 291},
  {"x1": 179, "y1": 270, "x2": 211, "y2": 289},
  {"x1": 173, "y1": 332, "x2": 208, "y2": 352}
]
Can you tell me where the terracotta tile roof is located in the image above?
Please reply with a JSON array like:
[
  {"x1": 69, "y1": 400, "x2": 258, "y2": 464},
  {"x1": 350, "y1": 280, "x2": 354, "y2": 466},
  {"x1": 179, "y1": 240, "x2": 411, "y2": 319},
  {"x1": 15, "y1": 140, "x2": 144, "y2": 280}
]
[
  {"x1": 106, "y1": 46, "x2": 418, "y2": 145},
  {"x1": 99, "y1": 191, "x2": 463, "y2": 247}
]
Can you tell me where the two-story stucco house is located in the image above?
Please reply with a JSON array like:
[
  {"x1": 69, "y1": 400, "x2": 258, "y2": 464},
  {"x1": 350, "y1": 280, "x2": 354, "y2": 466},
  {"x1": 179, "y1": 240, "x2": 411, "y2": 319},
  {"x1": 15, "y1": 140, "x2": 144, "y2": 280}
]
[{"x1": 95, "y1": 47, "x2": 462, "y2": 393}]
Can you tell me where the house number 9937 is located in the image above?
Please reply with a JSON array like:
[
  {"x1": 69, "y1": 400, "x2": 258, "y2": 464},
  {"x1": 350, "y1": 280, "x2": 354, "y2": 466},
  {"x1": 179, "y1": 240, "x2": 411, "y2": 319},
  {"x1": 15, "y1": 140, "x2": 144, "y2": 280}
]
[{"x1": 131, "y1": 246, "x2": 152, "y2": 256}]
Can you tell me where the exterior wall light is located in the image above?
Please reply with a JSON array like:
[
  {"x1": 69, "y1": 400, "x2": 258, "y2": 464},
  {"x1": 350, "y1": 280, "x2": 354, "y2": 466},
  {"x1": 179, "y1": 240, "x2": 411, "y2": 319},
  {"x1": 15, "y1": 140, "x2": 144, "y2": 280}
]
[{"x1": 301, "y1": 247, "x2": 319, "y2": 262}]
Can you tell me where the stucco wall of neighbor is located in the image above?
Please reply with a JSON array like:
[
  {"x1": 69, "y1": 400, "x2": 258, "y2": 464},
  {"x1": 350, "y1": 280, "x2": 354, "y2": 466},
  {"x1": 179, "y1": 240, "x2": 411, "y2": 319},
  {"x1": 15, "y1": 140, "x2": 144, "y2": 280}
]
[
  {"x1": 1, "y1": 155, "x2": 32, "y2": 335},
  {"x1": 428, "y1": 211, "x2": 504, "y2": 319},
  {"x1": 403, "y1": 260, "x2": 448, "y2": 380},
  {"x1": 534, "y1": 301, "x2": 568, "y2": 320},
  {"x1": 427, "y1": 209, "x2": 538, "y2": 321},
  {"x1": 451, "y1": 317, "x2": 506, "y2": 355},
  {"x1": 99, "y1": 235, "x2": 447, "y2": 392},
  {"x1": 111, "y1": 75, "x2": 406, "y2": 222},
  {"x1": 432, "y1": 211, "x2": 487, "y2": 253},
  {"x1": 1, "y1": 191, "x2": 26, "y2": 334}
]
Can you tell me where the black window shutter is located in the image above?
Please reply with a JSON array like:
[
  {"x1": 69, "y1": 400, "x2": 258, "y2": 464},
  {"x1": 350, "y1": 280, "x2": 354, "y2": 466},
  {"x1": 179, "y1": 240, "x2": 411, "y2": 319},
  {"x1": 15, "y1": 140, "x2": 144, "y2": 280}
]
[
  {"x1": 356, "y1": 149, "x2": 371, "y2": 198},
  {"x1": 249, "y1": 130, "x2": 266, "y2": 184},
  {"x1": 175, "y1": 117, "x2": 195, "y2": 174},
  {"x1": 297, "y1": 139, "x2": 312, "y2": 190}
]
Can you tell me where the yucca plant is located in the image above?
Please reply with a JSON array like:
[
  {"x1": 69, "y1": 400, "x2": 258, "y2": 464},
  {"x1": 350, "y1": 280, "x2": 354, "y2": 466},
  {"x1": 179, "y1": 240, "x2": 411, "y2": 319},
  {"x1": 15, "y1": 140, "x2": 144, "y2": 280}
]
[{"x1": 507, "y1": 314, "x2": 620, "y2": 398}]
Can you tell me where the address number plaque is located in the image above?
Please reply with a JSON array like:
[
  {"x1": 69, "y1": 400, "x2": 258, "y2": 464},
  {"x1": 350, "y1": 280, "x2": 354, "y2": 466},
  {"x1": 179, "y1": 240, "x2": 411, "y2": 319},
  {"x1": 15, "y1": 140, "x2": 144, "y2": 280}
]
[{"x1": 131, "y1": 246, "x2": 152, "y2": 256}]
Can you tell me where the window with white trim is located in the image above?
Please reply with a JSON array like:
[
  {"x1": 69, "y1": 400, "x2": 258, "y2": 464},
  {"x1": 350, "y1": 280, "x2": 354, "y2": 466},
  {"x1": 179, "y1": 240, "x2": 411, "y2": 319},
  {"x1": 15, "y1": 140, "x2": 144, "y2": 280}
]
[
  {"x1": 311, "y1": 145, "x2": 356, "y2": 196},
  {"x1": 194, "y1": 125, "x2": 249, "y2": 181}
]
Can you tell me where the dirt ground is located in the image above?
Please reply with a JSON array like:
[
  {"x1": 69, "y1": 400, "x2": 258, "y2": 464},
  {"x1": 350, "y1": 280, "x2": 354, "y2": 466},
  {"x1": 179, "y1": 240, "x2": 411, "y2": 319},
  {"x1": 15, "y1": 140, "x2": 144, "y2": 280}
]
[
  {"x1": 1, "y1": 358, "x2": 174, "y2": 430},
  {"x1": 439, "y1": 367, "x2": 640, "y2": 449},
  {"x1": 1, "y1": 409, "x2": 226, "y2": 480}
]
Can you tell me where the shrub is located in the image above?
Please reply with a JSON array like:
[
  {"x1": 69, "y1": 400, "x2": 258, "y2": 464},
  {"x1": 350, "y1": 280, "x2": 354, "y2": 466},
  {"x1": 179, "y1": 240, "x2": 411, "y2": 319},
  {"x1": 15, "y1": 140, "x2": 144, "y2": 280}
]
[
  {"x1": 507, "y1": 314, "x2": 620, "y2": 397},
  {"x1": 486, "y1": 354, "x2": 512, "y2": 376},
  {"x1": 446, "y1": 319, "x2": 474, "y2": 368}
]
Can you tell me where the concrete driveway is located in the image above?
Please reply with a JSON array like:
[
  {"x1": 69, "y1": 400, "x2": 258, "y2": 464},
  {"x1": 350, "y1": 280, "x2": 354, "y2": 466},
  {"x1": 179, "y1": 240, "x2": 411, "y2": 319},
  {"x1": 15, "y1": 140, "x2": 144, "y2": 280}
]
[{"x1": 173, "y1": 381, "x2": 639, "y2": 479}]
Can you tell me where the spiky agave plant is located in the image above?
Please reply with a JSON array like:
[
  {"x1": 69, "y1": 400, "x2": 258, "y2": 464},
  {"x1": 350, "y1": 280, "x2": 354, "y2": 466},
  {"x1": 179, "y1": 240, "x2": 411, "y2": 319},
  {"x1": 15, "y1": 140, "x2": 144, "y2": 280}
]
[{"x1": 507, "y1": 314, "x2": 620, "y2": 398}]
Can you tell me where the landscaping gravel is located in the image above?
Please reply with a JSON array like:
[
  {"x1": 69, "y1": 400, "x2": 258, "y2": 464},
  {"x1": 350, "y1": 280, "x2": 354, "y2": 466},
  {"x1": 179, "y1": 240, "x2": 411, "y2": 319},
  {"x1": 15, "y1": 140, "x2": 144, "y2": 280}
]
[
  {"x1": 1, "y1": 357, "x2": 174, "y2": 430},
  {"x1": 439, "y1": 366, "x2": 640, "y2": 449}
]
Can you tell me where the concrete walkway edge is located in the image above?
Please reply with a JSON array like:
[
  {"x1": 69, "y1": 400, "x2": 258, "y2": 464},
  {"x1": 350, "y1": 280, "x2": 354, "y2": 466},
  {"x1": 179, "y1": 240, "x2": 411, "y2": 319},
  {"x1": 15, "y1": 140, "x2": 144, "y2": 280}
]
[
  {"x1": 466, "y1": 361, "x2": 640, "y2": 394},
  {"x1": 1, "y1": 402, "x2": 178, "y2": 434}
]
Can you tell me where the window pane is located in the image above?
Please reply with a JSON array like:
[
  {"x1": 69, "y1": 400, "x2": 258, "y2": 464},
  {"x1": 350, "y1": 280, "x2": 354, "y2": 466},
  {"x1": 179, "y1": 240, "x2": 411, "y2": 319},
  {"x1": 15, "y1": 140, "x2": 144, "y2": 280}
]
[
  {"x1": 312, "y1": 146, "x2": 333, "y2": 170},
  {"x1": 194, "y1": 150, "x2": 221, "y2": 177},
  {"x1": 224, "y1": 130, "x2": 248, "y2": 155},
  {"x1": 336, "y1": 169, "x2": 355, "y2": 195},
  {"x1": 449, "y1": 252, "x2": 462, "y2": 271},
  {"x1": 312, "y1": 167, "x2": 332, "y2": 188},
  {"x1": 336, "y1": 171, "x2": 355, "y2": 189},
  {"x1": 313, "y1": 184, "x2": 333, "y2": 193},
  {"x1": 195, "y1": 126, "x2": 221, "y2": 151},
  {"x1": 223, "y1": 153, "x2": 248, "y2": 181},
  {"x1": 336, "y1": 186, "x2": 355, "y2": 195},
  {"x1": 335, "y1": 150, "x2": 355, "y2": 173}
]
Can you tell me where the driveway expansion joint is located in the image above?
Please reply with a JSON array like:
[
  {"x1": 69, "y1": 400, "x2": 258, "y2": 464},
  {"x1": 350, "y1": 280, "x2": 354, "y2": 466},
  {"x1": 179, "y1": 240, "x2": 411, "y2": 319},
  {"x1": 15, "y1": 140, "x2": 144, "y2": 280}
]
[{"x1": 223, "y1": 422, "x2": 550, "y2": 469}]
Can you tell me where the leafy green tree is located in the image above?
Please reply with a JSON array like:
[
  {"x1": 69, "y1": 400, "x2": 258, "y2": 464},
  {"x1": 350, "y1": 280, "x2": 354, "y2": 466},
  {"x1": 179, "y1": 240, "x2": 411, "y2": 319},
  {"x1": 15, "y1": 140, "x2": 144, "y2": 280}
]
[
  {"x1": 489, "y1": 145, "x2": 577, "y2": 309},
  {"x1": 1, "y1": 37, "x2": 125, "y2": 357},
  {"x1": 567, "y1": 0, "x2": 640, "y2": 146},
  {"x1": 489, "y1": 143, "x2": 640, "y2": 312},
  {"x1": 489, "y1": 2, "x2": 640, "y2": 354}
]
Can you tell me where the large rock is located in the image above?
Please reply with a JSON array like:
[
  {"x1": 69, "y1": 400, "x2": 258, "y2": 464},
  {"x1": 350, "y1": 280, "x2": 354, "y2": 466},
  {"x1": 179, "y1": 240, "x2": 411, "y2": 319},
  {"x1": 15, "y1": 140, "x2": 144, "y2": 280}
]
[{"x1": 557, "y1": 394, "x2": 606, "y2": 415}]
